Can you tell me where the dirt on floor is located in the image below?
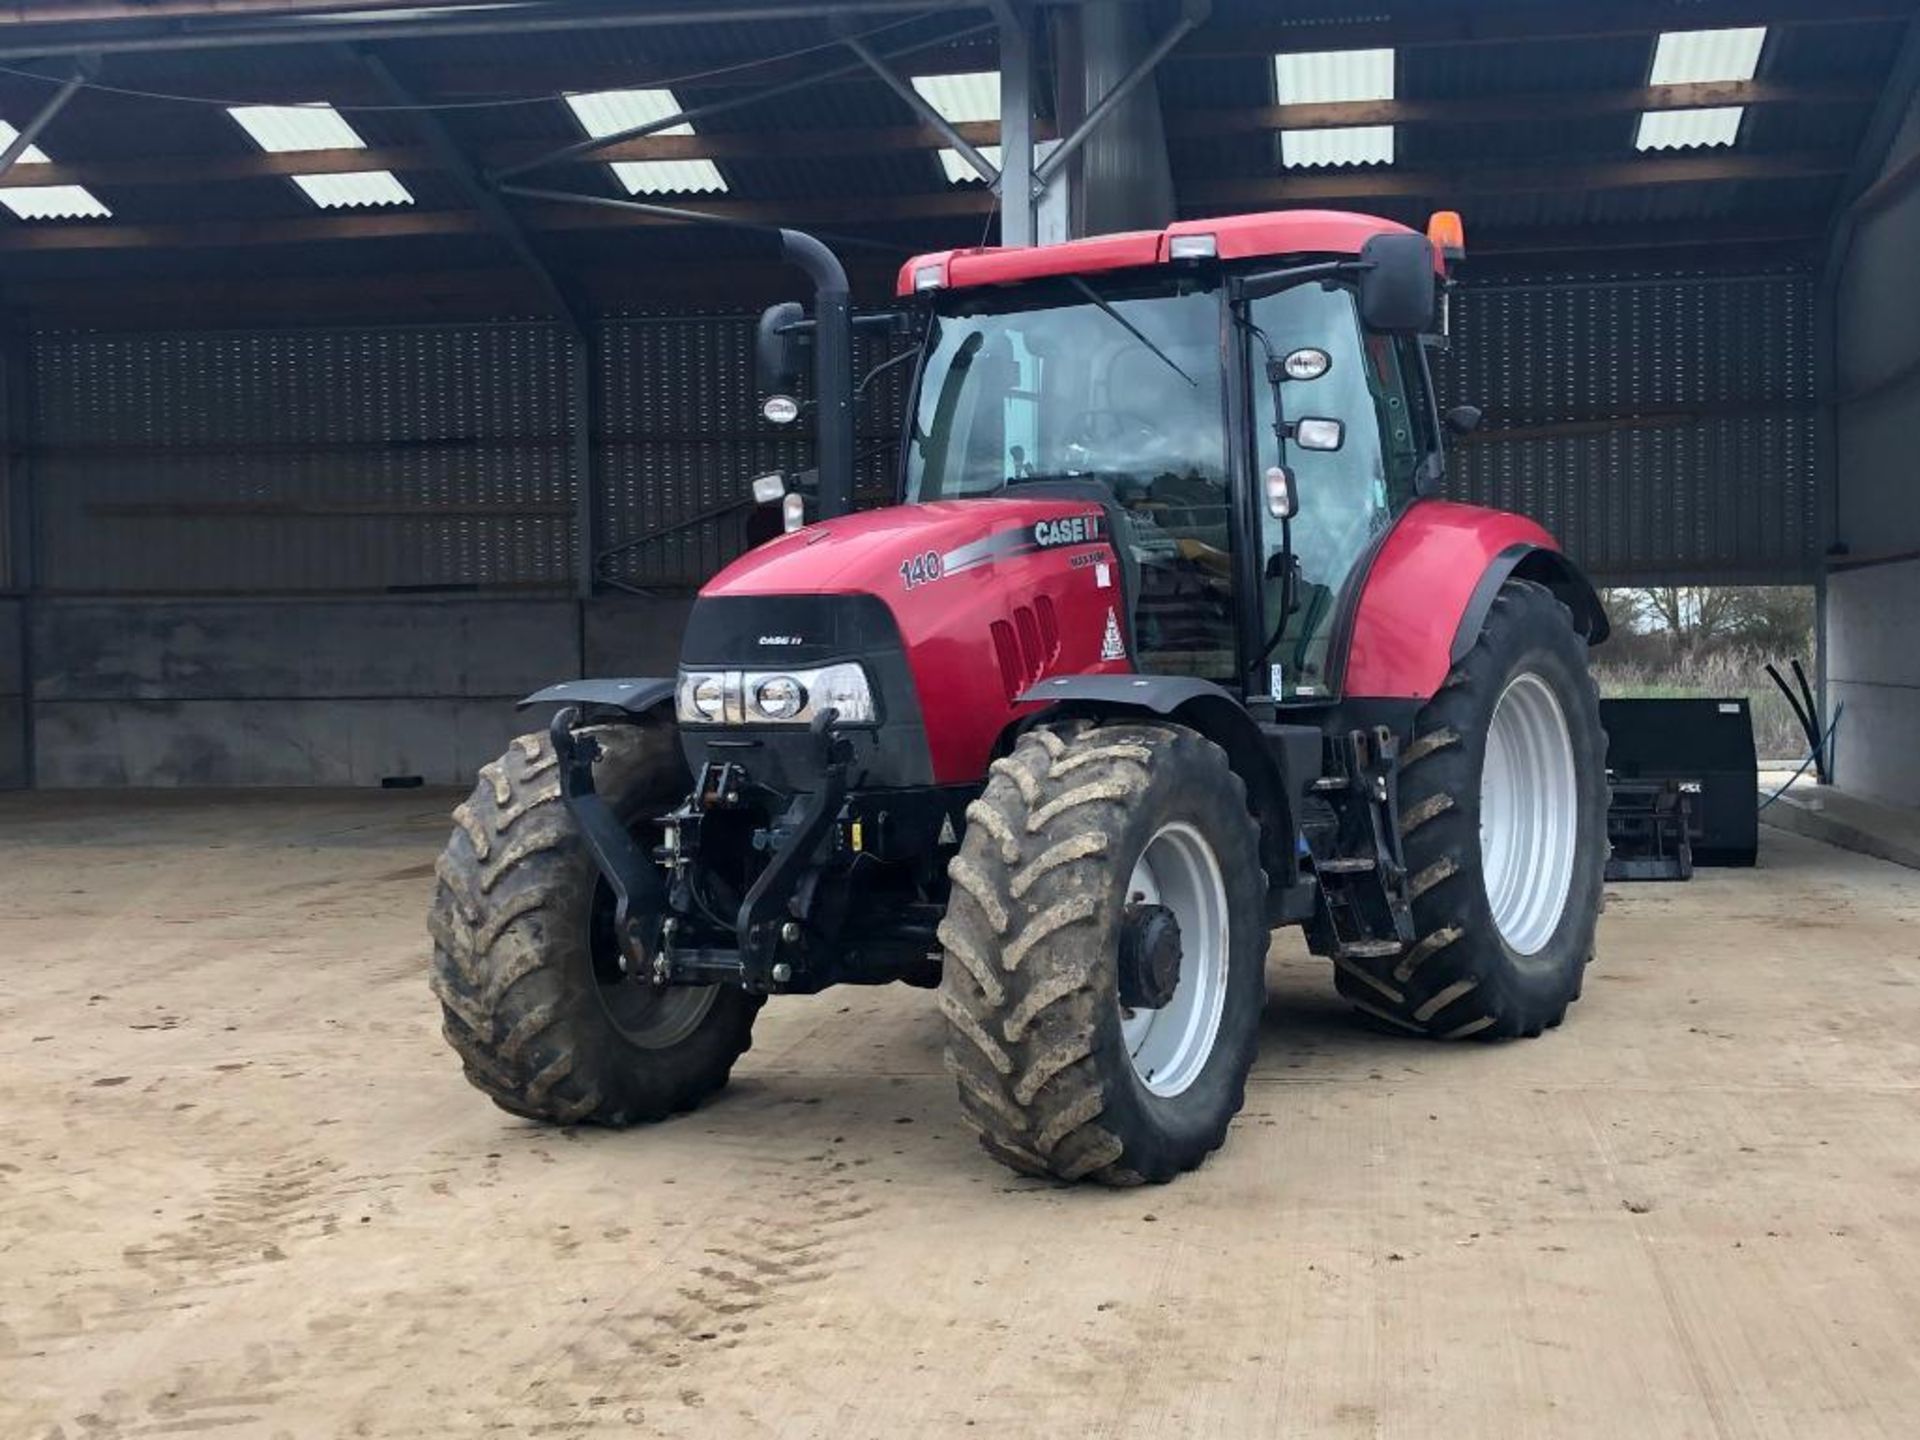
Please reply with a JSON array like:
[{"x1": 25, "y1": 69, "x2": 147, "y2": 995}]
[{"x1": 4, "y1": 789, "x2": 1920, "y2": 1439}]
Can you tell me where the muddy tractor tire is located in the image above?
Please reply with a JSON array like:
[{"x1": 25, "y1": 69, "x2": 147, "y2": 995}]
[
  {"x1": 1333, "y1": 579, "x2": 1608, "y2": 1038},
  {"x1": 429, "y1": 721, "x2": 761, "y2": 1125},
  {"x1": 937, "y1": 721, "x2": 1267, "y2": 1185}
]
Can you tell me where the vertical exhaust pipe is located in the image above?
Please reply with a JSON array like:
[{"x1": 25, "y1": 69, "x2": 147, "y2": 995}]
[{"x1": 778, "y1": 229, "x2": 854, "y2": 521}]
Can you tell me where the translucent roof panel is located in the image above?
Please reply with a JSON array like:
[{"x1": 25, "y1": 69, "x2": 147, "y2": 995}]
[
  {"x1": 1280, "y1": 126, "x2": 1395, "y2": 168},
  {"x1": 0, "y1": 120, "x2": 49, "y2": 165},
  {"x1": 936, "y1": 144, "x2": 1001, "y2": 184},
  {"x1": 226, "y1": 103, "x2": 366, "y2": 153},
  {"x1": 565, "y1": 89, "x2": 692, "y2": 139},
  {"x1": 292, "y1": 171, "x2": 414, "y2": 209},
  {"x1": 564, "y1": 89, "x2": 728, "y2": 194},
  {"x1": 1635, "y1": 107, "x2": 1746, "y2": 151},
  {"x1": 909, "y1": 72, "x2": 999, "y2": 123},
  {"x1": 1273, "y1": 48, "x2": 1395, "y2": 105},
  {"x1": 1274, "y1": 48, "x2": 1396, "y2": 168},
  {"x1": 1647, "y1": 27, "x2": 1767, "y2": 85},
  {"x1": 911, "y1": 72, "x2": 1000, "y2": 185},
  {"x1": 0, "y1": 185, "x2": 110, "y2": 220},
  {"x1": 609, "y1": 159, "x2": 728, "y2": 195}
]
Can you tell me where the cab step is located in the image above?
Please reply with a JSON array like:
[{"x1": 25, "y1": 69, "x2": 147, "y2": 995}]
[
  {"x1": 1337, "y1": 939, "x2": 1403, "y2": 960},
  {"x1": 1317, "y1": 856, "x2": 1377, "y2": 874}
]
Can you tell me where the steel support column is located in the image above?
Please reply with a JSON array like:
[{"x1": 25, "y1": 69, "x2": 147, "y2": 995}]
[
  {"x1": 1032, "y1": 0, "x2": 1205, "y2": 190},
  {"x1": 993, "y1": 0, "x2": 1037, "y2": 246}
]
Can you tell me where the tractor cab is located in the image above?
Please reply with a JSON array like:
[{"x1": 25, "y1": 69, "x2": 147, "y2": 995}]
[
  {"x1": 898, "y1": 218, "x2": 1452, "y2": 703},
  {"x1": 759, "y1": 209, "x2": 1463, "y2": 706}
]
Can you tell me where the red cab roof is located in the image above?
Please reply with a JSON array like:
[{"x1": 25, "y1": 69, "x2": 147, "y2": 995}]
[{"x1": 896, "y1": 210, "x2": 1428, "y2": 297}]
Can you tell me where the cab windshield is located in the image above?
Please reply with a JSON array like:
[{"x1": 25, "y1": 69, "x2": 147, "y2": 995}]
[
  {"x1": 903, "y1": 277, "x2": 1236, "y2": 679},
  {"x1": 904, "y1": 279, "x2": 1225, "y2": 504}
]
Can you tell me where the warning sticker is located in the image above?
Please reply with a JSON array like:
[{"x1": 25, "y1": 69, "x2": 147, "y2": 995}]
[{"x1": 1100, "y1": 607, "x2": 1126, "y2": 662}]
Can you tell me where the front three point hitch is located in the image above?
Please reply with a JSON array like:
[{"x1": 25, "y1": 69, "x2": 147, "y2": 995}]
[{"x1": 551, "y1": 705, "x2": 850, "y2": 995}]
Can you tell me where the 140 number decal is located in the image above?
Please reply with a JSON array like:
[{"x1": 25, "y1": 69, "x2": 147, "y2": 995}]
[{"x1": 899, "y1": 549, "x2": 943, "y2": 591}]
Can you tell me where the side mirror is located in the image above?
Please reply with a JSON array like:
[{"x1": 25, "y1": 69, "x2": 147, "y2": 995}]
[
  {"x1": 1293, "y1": 417, "x2": 1344, "y2": 452},
  {"x1": 1445, "y1": 404, "x2": 1483, "y2": 436},
  {"x1": 754, "y1": 300, "x2": 806, "y2": 397},
  {"x1": 1357, "y1": 232, "x2": 1438, "y2": 334}
]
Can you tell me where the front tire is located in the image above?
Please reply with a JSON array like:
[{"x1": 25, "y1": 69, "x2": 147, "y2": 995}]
[
  {"x1": 429, "y1": 722, "x2": 762, "y2": 1125},
  {"x1": 1332, "y1": 580, "x2": 1608, "y2": 1038},
  {"x1": 936, "y1": 722, "x2": 1267, "y2": 1185}
]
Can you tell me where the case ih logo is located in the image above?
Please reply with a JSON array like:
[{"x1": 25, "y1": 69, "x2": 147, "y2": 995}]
[{"x1": 1033, "y1": 514, "x2": 1104, "y2": 548}]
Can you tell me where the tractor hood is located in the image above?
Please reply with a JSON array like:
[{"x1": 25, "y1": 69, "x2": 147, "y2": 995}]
[
  {"x1": 688, "y1": 496, "x2": 1135, "y2": 785},
  {"x1": 703, "y1": 498, "x2": 1099, "y2": 597}
]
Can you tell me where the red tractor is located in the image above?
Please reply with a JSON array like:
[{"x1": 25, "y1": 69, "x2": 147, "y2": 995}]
[{"x1": 430, "y1": 209, "x2": 1610, "y2": 1185}]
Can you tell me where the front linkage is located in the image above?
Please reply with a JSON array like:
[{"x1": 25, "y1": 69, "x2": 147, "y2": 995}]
[{"x1": 550, "y1": 705, "x2": 939, "y2": 996}]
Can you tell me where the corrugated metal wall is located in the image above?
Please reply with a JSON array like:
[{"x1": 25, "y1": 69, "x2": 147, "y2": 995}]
[
  {"x1": 1433, "y1": 269, "x2": 1820, "y2": 582},
  {"x1": 595, "y1": 316, "x2": 914, "y2": 589},
  {"x1": 19, "y1": 266, "x2": 1820, "y2": 596},
  {"x1": 30, "y1": 323, "x2": 577, "y2": 594}
]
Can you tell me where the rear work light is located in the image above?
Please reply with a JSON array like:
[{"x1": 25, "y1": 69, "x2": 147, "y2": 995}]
[
  {"x1": 1168, "y1": 233, "x2": 1217, "y2": 260},
  {"x1": 912, "y1": 263, "x2": 946, "y2": 291}
]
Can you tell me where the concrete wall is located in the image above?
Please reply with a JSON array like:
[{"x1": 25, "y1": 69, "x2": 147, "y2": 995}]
[
  {"x1": 25, "y1": 595, "x2": 693, "y2": 788},
  {"x1": 1826, "y1": 559, "x2": 1920, "y2": 805},
  {"x1": 1831, "y1": 87, "x2": 1920, "y2": 807},
  {"x1": 0, "y1": 597, "x2": 23, "y2": 790}
]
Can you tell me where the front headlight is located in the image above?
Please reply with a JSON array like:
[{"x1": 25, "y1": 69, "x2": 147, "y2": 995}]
[
  {"x1": 677, "y1": 663, "x2": 875, "y2": 725},
  {"x1": 676, "y1": 671, "x2": 727, "y2": 724},
  {"x1": 751, "y1": 675, "x2": 807, "y2": 721},
  {"x1": 802, "y1": 662, "x2": 876, "y2": 724}
]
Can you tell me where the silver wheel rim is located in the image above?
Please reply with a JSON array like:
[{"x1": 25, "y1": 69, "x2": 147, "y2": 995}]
[
  {"x1": 1479, "y1": 671, "x2": 1578, "y2": 956},
  {"x1": 1119, "y1": 822, "x2": 1230, "y2": 1097},
  {"x1": 621, "y1": 984, "x2": 719, "y2": 1049}
]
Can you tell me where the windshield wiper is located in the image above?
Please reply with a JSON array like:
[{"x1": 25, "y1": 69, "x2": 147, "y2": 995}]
[{"x1": 1066, "y1": 276, "x2": 1195, "y2": 388}]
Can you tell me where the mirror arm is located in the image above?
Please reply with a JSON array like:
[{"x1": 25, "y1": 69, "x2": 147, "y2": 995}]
[{"x1": 1230, "y1": 258, "x2": 1362, "y2": 305}]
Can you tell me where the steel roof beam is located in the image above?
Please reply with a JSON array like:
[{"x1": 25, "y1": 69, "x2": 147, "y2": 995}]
[
  {"x1": 350, "y1": 45, "x2": 585, "y2": 342},
  {"x1": 0, "y1": 57, "x2": 90, "y2": 179},
  {"x1": 486, "y1": 18, "x2": 994, "y2": 184},
  {"x1": 1187, "y1": 149, "x2": 1852, "y2": 205},
  {"x1": 1167, "y1": 80, "x2": 1878, "y2": 137},
  {"x1": 837, "y1": 28, "x2": 1001, "y2": 187},
  {"x1": 0, "y1": 0, "x2": 975, "y2": 61},
  {"x1": 1182, "y1": 0, "x2": 1912, "y2": 55}
]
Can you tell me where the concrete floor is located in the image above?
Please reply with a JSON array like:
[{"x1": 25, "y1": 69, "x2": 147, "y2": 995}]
[{"x1": 4, "y1": 791, "x2": 1920, "y2": 1439}]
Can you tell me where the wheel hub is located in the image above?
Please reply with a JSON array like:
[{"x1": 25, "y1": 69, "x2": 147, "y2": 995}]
[{"x1": 1118, "y1": 902, "x2": 1183, "y2": 1010}]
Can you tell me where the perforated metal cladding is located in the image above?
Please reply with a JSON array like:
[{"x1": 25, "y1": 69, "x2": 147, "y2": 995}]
[
  {"x1": 32, "y1": 324, "x2": 576, "y2": 593},
  {"x1": 595, "y1": 316, "x2": 910, "y2": 588},
  {"x1": 1432, "y1": 271, "x2": 1818, "y2": 582}
]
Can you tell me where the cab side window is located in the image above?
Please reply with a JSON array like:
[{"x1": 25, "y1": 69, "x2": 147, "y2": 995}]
[{"x1": 1249, "y1": 283, "x2": 1418, "y2": 699}]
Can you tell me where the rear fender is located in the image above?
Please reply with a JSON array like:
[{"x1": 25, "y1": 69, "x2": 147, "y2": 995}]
[
  {"x1": 518, "y1": 677, "x2": 676, "y2": 716},
  {"x1": 1013, "y1": 675, "x2": 1300, "y2": 893},
  {"x1": 1343, "y1": 500, "x2": 1603, "y2": 701}
]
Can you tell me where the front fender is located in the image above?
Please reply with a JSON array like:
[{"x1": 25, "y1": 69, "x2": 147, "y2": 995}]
[
  {"x1": 1013, "y1": 674, "x2": 1306, "y2": 896},
  {"x1": 518, "y1": 677, "x2": 675, "y2": 715},
  {"x1": 1343, "y1": 500, "x2": 1602, "y2": 701}
]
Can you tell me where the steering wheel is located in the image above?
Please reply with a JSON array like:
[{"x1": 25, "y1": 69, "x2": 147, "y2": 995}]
[{"x1": 1064, "y1": 408, "x2": 1165, "y2": 451}]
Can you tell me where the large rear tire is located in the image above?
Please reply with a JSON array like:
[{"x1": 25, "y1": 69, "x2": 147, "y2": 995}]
[
  {"x1": 429, "y1": 722, "x2": 761, "y2": 1125},
  {"x1": 937, "y1": 722, "x2": 1267, "y2": 1185},
  {"x1": 1333, "y1": 580, "x2": 1608, "y2": 1037}
]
